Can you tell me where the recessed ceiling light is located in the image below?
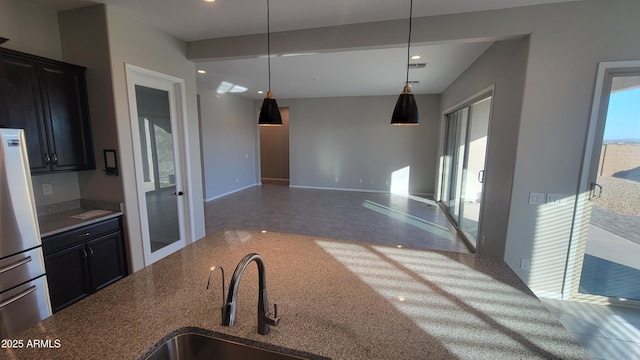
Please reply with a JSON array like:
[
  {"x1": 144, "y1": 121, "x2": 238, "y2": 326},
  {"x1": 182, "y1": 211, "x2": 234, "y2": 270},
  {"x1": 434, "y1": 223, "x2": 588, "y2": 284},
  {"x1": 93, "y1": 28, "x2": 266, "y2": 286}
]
[
  {"x1": 411, "y1": 55, "x2": 421, "y2": 60},
  {"x1": 258, "y1": 90, "x2": 264, "y2": 94},
  {"x1": 197, "y1": 70, "x2": 206, "y2": 74},
  {"x1": 204, "y1": 0, "x2": 215, "y2": 3}
]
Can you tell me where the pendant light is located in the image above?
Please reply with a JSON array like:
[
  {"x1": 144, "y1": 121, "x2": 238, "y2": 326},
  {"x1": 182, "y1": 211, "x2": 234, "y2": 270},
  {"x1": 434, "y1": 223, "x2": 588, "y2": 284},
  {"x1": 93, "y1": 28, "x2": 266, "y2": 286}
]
[
  {"x1": 391, "y1": 0, "x2": 419, "y2": 125},
  {"x1": 258, "y1": 0, "x2": 283, "y2": 126}
]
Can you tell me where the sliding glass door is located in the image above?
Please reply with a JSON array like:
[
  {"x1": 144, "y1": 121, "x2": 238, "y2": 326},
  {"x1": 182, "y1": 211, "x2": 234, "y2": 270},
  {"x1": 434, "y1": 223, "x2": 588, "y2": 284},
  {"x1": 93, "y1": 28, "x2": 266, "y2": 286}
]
[
  {"x1": 440, "y1": 96, "x2": 492, "y2": 247},
  {"x1": 567, "y1": 65, "x2": 640, "y2": 303}
]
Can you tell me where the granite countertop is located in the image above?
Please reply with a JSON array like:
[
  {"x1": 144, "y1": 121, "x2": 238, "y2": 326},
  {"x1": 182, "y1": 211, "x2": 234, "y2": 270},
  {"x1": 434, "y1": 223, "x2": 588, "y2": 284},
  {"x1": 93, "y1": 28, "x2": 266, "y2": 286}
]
[
  {"x1": 6, "y1": 230, "x2": 591, "y2": 360},
  {"x1": 37, "y1": 199, "x2": 124, "y2": 237}
]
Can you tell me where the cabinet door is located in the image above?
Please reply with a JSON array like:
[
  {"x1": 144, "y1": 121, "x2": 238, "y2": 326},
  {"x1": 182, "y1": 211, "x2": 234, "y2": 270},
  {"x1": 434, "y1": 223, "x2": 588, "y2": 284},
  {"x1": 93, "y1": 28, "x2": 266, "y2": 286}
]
[
  {"x1": 0, "y1": 54, "x2": 50, "y2": 172},
  {"x1": 45, "y1": 243, "x2": 92, "y2": 313},
  {"x1": 87, "y1": 232, "x2": 127, "y2": 292},
  {"x1": 39, "y1": 65, "x2": 95, "y2": 171}
]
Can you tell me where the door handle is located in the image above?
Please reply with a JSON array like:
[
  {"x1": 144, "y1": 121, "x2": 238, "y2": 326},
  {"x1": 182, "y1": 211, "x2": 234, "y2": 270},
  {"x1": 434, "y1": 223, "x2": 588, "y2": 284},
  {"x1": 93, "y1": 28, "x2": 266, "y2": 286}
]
[
  {"x1": 171, "y1": 191, "x2": 184, "y2": 196},
  {"x1": 477, "y1": 170, "x2": 485, "y2": 184},
  {"x1": 590, "y1": 183, "x2": 603, "y2": 200}
]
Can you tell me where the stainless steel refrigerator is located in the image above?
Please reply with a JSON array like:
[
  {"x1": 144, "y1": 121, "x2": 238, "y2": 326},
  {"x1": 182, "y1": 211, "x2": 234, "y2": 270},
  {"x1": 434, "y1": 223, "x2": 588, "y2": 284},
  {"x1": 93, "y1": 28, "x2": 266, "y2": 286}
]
[{"x1": 0, "y1": 128, "x2": 51, "y2": 338}]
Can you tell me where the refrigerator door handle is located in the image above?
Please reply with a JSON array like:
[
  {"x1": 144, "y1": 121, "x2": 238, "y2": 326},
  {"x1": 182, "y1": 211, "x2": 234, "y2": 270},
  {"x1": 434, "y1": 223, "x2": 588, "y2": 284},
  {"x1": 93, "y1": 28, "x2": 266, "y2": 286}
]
[
  {"x1": 0, "y1": 286, "x2": 37, "y2": 309},
  {"x1": 0, "y1": 256, "x2": 32, "y2": 275}
]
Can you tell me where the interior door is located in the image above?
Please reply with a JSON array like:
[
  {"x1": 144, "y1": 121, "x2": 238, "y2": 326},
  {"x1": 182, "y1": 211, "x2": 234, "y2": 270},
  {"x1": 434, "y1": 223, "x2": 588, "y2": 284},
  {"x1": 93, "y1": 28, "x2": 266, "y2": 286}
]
[
  {"x1": 126, "y1": 66, "x2": 188, "y2": 266},
  {"x1": 567, "y1": 64, "x2": 640, "y2": 303}
]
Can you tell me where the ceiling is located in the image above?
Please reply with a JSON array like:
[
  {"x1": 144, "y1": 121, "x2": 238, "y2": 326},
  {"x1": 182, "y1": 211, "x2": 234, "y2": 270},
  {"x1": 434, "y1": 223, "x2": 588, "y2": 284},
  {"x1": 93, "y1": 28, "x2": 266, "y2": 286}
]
[{"x1": 34, "y1": 0, "x2": 581, "y2": 99}]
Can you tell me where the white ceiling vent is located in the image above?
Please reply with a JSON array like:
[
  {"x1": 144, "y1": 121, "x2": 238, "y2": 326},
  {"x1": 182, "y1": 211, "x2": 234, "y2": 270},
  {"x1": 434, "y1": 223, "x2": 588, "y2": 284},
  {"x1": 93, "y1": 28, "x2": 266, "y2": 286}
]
[{"x1": 408, "y1": 63, "x2": 427, "y2": 69}]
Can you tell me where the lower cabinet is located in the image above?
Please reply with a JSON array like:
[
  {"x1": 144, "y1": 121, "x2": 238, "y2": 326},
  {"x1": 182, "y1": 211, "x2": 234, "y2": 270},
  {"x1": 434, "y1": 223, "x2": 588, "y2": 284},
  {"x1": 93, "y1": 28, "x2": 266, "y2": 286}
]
[{"x1": 43, "y1": 217, "x2": 128, "y2": 313}]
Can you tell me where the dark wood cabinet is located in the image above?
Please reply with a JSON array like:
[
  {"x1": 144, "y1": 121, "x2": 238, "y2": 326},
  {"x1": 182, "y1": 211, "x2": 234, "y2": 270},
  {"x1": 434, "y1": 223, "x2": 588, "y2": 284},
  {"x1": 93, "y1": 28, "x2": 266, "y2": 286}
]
[
  {"x1": 0, "y1": 47, "x2": 95, "y2": 173},
  {"x1": 44, "y1": 242, "x2": 92, "y2": 312},
  {"x1": 43, "y1": 217, "x2": 128, "y2": 313}
]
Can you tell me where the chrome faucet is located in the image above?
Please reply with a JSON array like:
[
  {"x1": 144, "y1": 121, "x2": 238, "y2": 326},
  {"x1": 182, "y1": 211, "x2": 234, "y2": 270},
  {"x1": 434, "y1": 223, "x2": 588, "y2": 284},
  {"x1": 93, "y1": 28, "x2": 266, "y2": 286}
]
[{"x1": 222, "y1": 253, "x2": 280, "y2": 335}]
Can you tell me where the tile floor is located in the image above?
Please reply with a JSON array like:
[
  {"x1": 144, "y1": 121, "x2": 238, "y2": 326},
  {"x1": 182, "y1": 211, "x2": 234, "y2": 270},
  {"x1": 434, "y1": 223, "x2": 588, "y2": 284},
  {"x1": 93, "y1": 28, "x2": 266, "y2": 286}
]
[
  {"x1": 204, "y1": 184, "x2": 640, "y2": 360},
  {"x1": 205, "y1": 184, "x2": 470, "y2": 253},
  {"x1": 541, "y1": 298, "x2": 640, "y2": 359}
]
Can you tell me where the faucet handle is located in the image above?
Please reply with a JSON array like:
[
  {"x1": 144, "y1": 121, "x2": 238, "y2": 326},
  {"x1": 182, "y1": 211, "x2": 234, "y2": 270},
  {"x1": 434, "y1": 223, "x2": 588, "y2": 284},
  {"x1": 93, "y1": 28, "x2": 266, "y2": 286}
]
[{"x1": 266, "y1": 303, "x2": 280, "y2": 326}]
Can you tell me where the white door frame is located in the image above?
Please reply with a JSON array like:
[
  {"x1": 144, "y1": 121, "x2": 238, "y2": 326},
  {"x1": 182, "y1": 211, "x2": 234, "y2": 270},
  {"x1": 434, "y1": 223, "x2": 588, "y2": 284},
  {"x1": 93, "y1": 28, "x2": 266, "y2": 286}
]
[
  {"x1": 564, "y1": 60, "x2": 640, "y2": 303},
  {"x1": 125, "y1": 63, "x2": 191, "y2": 266}
]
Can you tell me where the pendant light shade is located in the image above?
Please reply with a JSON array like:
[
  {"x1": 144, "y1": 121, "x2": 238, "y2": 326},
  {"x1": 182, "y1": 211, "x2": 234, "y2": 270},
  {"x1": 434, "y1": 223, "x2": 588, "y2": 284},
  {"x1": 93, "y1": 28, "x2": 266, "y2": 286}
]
[
  {"x1": 391, "y1": 85, "x2": 419, "y2": 125},
  {"x1": 391, "y1": 0, "x2": 419, "y2": 125},
  {"x1": 258, "y1": 0, "x2": 282, "y2": 126},
  {"x1": 259, "y1": 91, "x2": 282, "y2": 126}
]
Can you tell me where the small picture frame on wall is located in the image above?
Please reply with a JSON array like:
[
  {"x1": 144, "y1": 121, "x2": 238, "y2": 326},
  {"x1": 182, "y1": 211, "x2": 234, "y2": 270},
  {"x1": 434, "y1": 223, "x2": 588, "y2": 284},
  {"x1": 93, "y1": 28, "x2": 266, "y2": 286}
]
[{"x1": 103, "y1": 149, "x2": 119, "y2": 176}]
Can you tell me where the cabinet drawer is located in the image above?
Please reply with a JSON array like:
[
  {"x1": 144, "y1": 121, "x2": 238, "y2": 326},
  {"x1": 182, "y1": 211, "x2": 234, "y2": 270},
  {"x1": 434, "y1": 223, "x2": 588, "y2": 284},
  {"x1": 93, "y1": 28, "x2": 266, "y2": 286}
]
[{"x1": 43, "y1": 217, "x2": 120, "y2": 256}]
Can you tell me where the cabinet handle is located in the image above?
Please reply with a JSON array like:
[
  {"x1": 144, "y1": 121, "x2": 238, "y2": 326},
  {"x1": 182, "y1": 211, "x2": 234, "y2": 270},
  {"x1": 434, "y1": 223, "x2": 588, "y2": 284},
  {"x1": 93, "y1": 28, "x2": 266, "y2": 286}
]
[
  {"x1": 80, "y1": 249, "x2": 88, "y2": 261},
  {"x1": 0, "y1": 256, "x2": 32, "y2": 274},
  {"x1": 0, "y1": 286, "x2": 37, "y2": 309},
  {"x1": 52, "y1": 153, "x2": 58, "y2": 164},
  {"x1": 87, "y1": 246, "x2": 94, "y2": 258},
  {"x1": 80, "y1": 232, "x2": 91, "y2": 237},
  {"x1": 45, "y1": 153, "x2": 50, "y2": 165}
]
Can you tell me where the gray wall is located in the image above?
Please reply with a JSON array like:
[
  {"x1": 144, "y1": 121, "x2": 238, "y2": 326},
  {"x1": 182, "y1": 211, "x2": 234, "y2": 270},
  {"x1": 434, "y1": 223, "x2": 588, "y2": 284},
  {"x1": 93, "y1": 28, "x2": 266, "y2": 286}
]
[
  {"x1": 0, "y1": 0, "x2": 62, "y2": 60},
  {"x1": 277, "y1": 95, "x2": 440, "y2": 194},
  {"x1": 198, "y1": 88, "x2": 259, "y2": 200},
  {"x1": 58, "y1": 5, "x2": 123, "y2": 205},
  {"x1": 440, "y1": 38, "x2": 529, "y2": 259}
]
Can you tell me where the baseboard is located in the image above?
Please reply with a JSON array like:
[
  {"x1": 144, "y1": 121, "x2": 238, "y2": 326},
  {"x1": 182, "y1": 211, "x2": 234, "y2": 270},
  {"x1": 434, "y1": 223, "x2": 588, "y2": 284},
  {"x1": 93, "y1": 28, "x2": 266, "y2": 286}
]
[
  {"x1": 204, "y1": 183, "x2": 259, "y2": 202},
  {"x1": 289, "y1": 185, "x2": 388, "y2": 193},
  {"x1": 289, "y1": 185, "x2": 433, "y2": 198},
  {"x1": 205, "y1": 183, "x2": 434, "y2": 201}
]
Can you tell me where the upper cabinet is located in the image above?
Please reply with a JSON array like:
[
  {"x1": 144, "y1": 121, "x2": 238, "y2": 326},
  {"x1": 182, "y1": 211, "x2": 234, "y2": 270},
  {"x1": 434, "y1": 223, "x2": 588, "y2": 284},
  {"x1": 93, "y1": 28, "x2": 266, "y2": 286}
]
[{"x1": 0, "y1": 48, "x2": 95, "y2": 173}]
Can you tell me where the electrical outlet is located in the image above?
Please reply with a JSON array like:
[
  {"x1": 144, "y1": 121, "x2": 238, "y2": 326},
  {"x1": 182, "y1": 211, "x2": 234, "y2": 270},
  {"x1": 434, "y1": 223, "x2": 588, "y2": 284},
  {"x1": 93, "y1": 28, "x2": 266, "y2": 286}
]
[
  {"x1": 520, "y1": 259, "x2": 530, "y2": 270},
  {"x1": 528, "y1": 192, "x2": 545, "y2": 205},
  {"x1": 42, "y1": 183, "x2": 53, "y2": 196},
  {"x1": 359, "y1": 179, "x2": 363, "y2": 184},
  {"x1": 335, "y1": 177, "x2": 339, "y2": 183},
  {"x1": 546, "y1": 193, "x2": 566, "y2": 205}
]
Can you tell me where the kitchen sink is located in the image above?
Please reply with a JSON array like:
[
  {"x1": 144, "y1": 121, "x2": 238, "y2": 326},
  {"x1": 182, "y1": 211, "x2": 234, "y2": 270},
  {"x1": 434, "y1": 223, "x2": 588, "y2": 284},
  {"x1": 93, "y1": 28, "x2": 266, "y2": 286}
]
[{"x1": 143, "y1": 331, "x2": 324, "y2": 360}]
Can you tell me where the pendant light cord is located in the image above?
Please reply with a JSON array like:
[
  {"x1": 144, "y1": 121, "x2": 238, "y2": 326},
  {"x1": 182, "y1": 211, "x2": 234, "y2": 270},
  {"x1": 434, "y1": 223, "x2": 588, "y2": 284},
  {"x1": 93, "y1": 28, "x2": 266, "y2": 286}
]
[
  {"x1": 267, "y1": 0, "x2": 272, "y2": 92},
  {"x1": 406, "y1": 0, "x2": 413, "y2": 86}
]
